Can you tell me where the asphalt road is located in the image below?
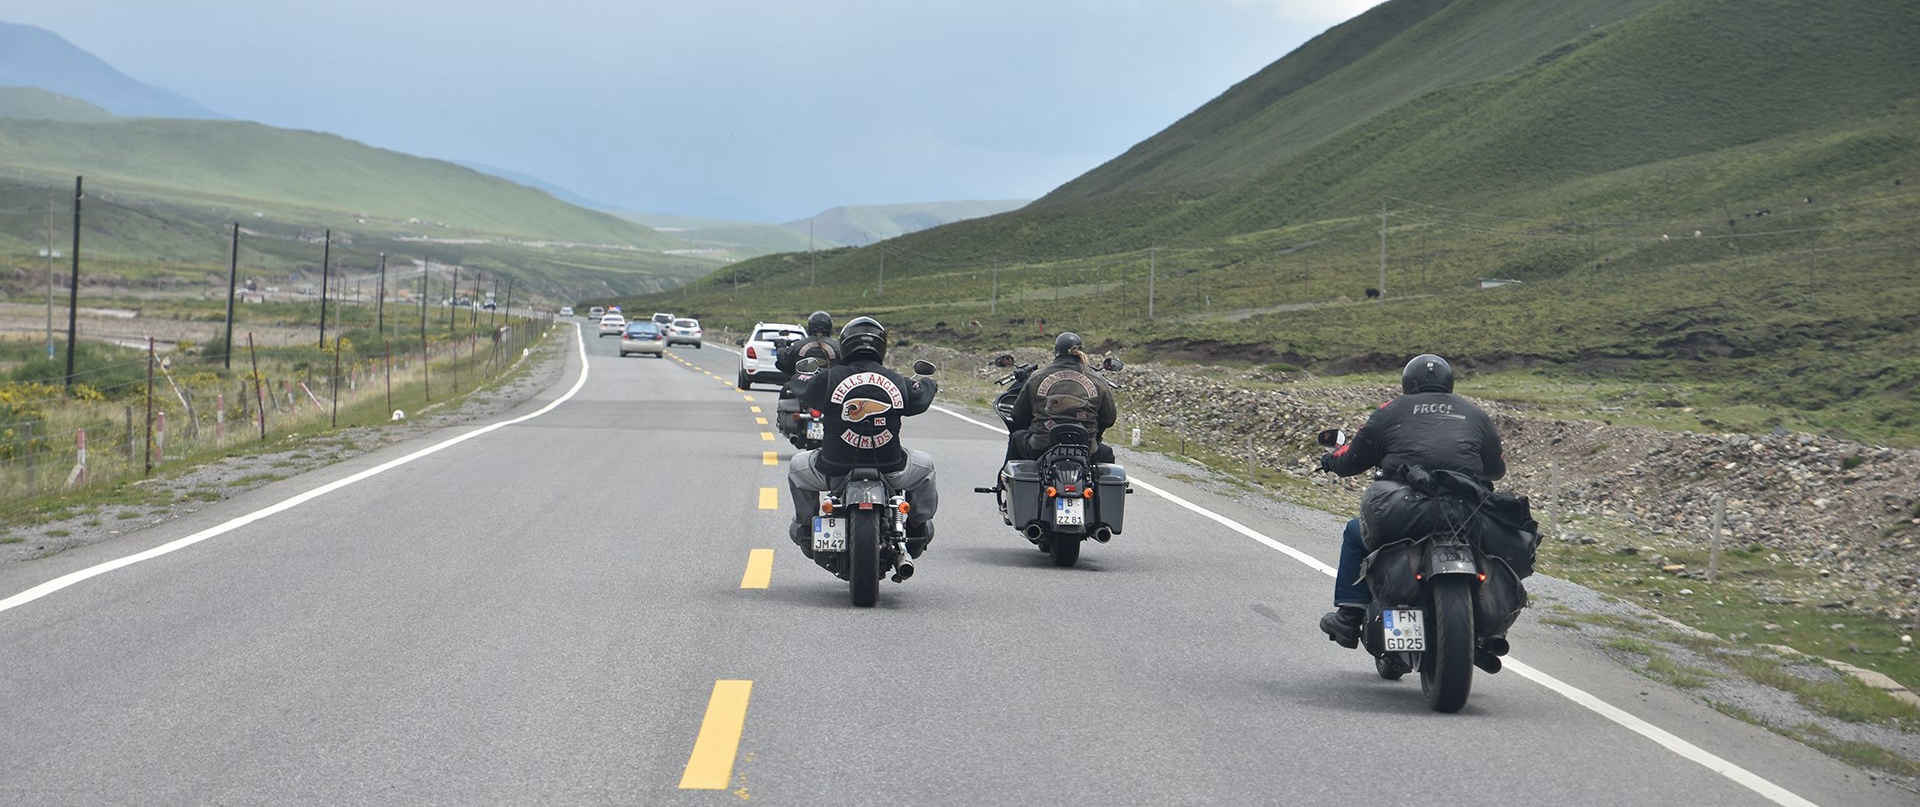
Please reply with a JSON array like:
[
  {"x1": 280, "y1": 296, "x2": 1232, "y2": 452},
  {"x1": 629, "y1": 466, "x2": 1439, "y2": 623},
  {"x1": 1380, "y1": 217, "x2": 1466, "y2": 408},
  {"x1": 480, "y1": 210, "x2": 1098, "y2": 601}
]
[{"x1": 0, "y1": 323, "x2": 1907, "y2": 806}]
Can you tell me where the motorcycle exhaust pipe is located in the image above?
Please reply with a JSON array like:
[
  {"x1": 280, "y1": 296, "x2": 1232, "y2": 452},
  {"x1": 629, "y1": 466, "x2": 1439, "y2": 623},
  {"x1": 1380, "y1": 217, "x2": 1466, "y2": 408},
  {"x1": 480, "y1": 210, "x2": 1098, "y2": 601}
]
[
  {"x1": 1481, "y1": 635, "x2": 1510, "y2": 657},
  {"x1": 892, "y1": 558, "x2": 915, "y2": 582},
  {"x1": 1022, "y1": 525, "x2": 1044, "y2": 541},
  {"x1": 1092, "y1": 527, "x2": 1113, "y2": 544}
]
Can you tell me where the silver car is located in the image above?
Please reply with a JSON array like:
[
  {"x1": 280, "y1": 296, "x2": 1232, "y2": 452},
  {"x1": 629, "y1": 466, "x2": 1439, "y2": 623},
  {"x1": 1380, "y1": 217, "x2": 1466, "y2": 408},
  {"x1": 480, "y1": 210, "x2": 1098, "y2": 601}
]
[
  {"x1": 620, "y1": 322, "x2": 665, "y2": 357},
  {"x1": 666, "y1": 318, "x2": 703, "y2": 348},
  {"x1": 598, "y1": 314, "x2": 627, "y2": 337}
]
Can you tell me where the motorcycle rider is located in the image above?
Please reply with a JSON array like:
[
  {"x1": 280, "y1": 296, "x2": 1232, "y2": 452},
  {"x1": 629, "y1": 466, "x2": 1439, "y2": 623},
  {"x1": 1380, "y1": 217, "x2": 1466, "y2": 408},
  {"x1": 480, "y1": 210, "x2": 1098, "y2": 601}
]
[
  {"x1": 776, "y1": 310, "x2": 842, "y2": 375},
  {"x1": 1007, "y1": 332, "x2": 1118, "y2": 464},
  {"x1": 787, "y1": 316, "x2": 940, "y2": 557},
  {"x1": 1316, "y1": 354, "x2": 1506, "y2": 649}
]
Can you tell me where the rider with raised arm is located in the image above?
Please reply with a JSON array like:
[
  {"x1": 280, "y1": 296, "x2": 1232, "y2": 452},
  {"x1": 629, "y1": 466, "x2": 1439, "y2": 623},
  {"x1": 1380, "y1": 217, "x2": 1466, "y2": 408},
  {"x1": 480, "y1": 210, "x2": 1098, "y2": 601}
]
[
  {"x1": 786, "y1": 316, "x2": 941, "y2": 557},
  {"x1": 1316, "y1": 354, "x2": 1506, "y2": 650}
]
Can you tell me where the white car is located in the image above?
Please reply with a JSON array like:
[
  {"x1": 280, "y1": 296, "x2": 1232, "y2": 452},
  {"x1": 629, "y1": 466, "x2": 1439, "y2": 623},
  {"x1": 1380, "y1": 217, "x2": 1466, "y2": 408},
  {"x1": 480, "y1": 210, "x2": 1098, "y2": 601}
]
[
  {"x1": 737, "y1": 321, "x2": 806, "y2": 390},
  {"x1": 559, "y1": 306, "x2": 574, "y2": 317},
  {"x1": 598, "y1": 314, "x2": 627, "y2": 337},
  {"x1": 666, "y1": 318, "x2": 703, "y2": 348}
]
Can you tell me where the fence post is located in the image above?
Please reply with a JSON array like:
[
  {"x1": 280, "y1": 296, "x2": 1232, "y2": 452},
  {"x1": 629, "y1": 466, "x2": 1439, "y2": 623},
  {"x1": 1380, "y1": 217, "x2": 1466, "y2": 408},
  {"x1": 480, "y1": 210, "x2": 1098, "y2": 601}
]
[
  {"x1": 66, "y1": 428, "x2": 87, "y2": 488},
  {"x1": 1707, "y1": 493, "x2": 1725, "y2": 584},
  {"x1": 249, "y1": 334, "x2": 267, "y2": 440},
  {"x1": 216, "y1": 393, "x2": 226, "y2": 442},
  {"x1": 155, "y1": 412, "x2": 166, "y2": 467},
  {"x1": 145, "y1": 338, "x2": 155, "y2": 475},
  {"x1": 124, "y1": 406, "x2": 134, "y2": 467},
  {"x1": 332, "y1": 337, "x2": 342, "y2": 428},
  {"x1": 23, "y1": 421, "x2": 34, "y2": 495}
]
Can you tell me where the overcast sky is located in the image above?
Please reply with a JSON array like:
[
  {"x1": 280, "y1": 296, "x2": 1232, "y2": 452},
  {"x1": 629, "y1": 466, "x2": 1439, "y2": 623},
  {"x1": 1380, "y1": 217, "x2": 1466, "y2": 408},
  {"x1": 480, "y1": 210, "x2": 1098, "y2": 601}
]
[{"x1": 7, "y1": 1, "x2": 1381, "y2": 221}]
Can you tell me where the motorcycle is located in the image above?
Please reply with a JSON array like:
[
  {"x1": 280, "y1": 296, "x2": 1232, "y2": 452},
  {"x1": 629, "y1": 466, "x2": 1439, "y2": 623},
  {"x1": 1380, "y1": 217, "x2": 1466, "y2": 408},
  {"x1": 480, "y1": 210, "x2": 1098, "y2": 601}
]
[
  {"x1": 1315, "y1": 427, "x2": 1526, "y2": 713},
  {"x1": 774, "y1": 338, "x2": 824, "y2": 450},
  {"x1": 973, "y1": 353, "x2": 1130, "y2": 568},
  {"x1": 799, "y1": 356, "x2": 939, "y2": 607}
]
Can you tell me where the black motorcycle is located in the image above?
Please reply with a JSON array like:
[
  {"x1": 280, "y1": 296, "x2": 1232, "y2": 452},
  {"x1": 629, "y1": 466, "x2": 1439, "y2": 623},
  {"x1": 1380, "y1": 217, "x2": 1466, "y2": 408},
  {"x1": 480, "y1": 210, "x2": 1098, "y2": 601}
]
[
  {"x1": 774, "y1": 346, "x2": 825, "y2": 450},
  {"x1": 973, "y1": 353, "x2": 1130, "y2": 568},
  {"x1": 799, "y1": 357, "x2": 939, "y2": 607},
  {"x1": 1315, "y1": 428, "x2": 1534, "y2": 713}
]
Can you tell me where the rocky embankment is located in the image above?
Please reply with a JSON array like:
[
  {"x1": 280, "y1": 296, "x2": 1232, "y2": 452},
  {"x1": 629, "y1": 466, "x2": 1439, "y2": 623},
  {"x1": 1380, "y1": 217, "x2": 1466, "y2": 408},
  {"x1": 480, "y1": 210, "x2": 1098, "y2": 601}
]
[{"x1": 906, "y1": 344, "x2": 1920, "y2": 623}]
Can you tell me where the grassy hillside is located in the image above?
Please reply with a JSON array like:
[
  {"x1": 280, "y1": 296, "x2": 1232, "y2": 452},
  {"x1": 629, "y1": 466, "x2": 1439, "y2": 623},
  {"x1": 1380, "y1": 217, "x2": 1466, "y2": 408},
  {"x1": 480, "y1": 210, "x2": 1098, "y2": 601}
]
[
  {"x1": 0, "y1": 117, "x2": 682, "y2": 248},
  {"x1": 614, "y1": 0, "x2": 1920, "y2": 444},
  {"x1": 0, "y1": 86, "x2": 118, "y2": 122},
  {"x1": 797, "y1": 200, "x2": 1031, "y2": 246},
  {"x1": 1048, "y1": 0, "x2": 1671, "y2": 201}
]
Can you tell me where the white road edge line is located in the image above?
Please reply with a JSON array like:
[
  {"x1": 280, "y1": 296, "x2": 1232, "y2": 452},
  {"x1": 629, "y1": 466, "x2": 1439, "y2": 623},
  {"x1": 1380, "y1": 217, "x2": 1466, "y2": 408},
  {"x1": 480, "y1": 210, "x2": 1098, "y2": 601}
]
[
  {"x1": 1, "y1": 324, "x2": 593, "y2": 616},
  {"x1": 929, "y1": 404, "x2": 1817, "y2": 807}
]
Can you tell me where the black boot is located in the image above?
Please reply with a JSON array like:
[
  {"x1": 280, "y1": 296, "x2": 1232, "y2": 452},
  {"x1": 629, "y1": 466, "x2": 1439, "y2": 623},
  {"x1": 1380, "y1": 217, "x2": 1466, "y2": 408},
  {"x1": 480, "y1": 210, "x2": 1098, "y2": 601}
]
[
  {"x1": 905, "y1": 522, "x2": 934, "y2": 558},
  {"x1": 1319, "y1": 606, "x2": 1364, "y2": 649},
  {"x1": 788, "y1": 520, "x2": 815, "y2": 559}
]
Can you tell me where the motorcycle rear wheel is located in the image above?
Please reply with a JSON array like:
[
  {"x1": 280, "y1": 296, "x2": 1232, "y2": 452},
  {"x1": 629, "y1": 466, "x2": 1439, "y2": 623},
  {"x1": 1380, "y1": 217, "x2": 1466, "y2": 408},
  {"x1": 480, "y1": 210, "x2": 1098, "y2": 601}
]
[
  {"x1": 849, "y1": 510, "x2": 880, "y2": 608},
  {"x1": 1049, "y1": 534, "x2": 1081, "y2": 567},
  {"x1": 1420, "y1": 576, "x2": 1476, "y2": 712}
]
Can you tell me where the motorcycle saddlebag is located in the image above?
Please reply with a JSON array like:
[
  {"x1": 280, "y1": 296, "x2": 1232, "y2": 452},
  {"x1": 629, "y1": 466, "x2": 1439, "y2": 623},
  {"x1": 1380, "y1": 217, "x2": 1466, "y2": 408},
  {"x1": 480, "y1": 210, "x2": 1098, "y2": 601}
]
[
  {"x1": 1359, "y1": 538, "x2": 1422, "y2": 608},
  {"x1": 1359, "y1": 480, "x2": 1476, "y2": 552},
  {"x1": 1475, "y1": 491, "x2": 1540, "y2": 580},
  {"x1": 1001, "y1": 460, "x2": 1043, "y2": 529},
  {"x1": 1475, "y1": 554, "x2": 1528, "y2": 637},
  {"x1": 1094, "y1": 463, "x2": 1127, "y2": 534}
]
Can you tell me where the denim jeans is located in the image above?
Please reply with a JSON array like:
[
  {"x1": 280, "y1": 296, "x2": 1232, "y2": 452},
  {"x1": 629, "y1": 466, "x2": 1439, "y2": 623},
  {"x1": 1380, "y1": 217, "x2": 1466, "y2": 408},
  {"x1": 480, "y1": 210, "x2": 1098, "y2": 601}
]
[{"x1": 1334, "y1": 518, "x2": 1372, "y2": 607}]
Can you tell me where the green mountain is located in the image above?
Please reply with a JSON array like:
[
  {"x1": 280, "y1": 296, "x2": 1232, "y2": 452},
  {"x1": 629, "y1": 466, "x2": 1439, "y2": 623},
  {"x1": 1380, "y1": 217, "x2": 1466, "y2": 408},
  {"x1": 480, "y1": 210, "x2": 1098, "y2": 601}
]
[
  {"x1": 0, "y1": 21, "x2": 222, "y2": 118},
  {"x1": 0, "y1": 86, "x2": 118, "y2": 122},
  {"x1": 626, "y1": 0, "x2": 1920, "y2": 443},
  {"x1": 791, "y1": 200, "x2": 1031, "y2": 246}
]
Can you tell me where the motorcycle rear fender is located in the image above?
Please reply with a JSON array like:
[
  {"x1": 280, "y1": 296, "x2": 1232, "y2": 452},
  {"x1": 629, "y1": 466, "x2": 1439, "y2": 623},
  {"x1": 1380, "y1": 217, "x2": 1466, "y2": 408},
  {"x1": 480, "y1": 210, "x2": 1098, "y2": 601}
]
[
  {"x1": 1424, "y1": 541, "x2": 1481, "y2": 577},
  {"x1": 843, "y1": 473, "x2": 889, "y2": 508}
]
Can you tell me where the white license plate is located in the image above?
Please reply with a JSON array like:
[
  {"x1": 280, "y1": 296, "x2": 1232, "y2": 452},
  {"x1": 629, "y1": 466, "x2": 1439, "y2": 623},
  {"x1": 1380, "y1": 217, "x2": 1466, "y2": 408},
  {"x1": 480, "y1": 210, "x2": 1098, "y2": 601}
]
[
  {"x1": 806, "y1": 421, "x2": 823, "y2": 440},
  {"x1": 1055, "y1": 497, "x2": 1085, "y2": 526},
  {"x1": 1382, "y1": 608, "x2": 1426, "y2": 652},
  {"x1": 812, "y1": 517, "x2": 844, "y2": 552}
]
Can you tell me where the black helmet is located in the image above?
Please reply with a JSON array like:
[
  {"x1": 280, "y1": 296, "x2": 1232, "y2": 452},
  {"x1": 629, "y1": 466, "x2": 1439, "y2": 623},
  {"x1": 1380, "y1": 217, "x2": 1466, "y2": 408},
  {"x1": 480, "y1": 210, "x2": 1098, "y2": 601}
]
[
  {"x1": 840, "y1": 316, "x2": 887, "y2": 363},
  {"x1": 1054, "y1": 332, "x2": 1083, "y2": 358},
  {"x1": 806, "y1": 310, "x2": 833, "y2": 337},
  {"x1": 1401, "y1": 354, "x2": 1454, "y2": 394}
]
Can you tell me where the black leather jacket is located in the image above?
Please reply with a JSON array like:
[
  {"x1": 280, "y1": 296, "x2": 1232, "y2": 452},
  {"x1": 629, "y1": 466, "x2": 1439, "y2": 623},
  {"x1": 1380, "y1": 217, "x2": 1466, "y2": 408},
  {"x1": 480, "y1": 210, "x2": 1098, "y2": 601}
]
[
  {"x1": 1010, "y1": 355, "x2": 1117, "y2": 447},
  {"x1": 1321, "y1": 391, "x2": 1506, "y2": 485},
  {"x1": 799, "y1": 358, "x2": 936, "y2": 475},
  {"x1": 775, "y1": 335, "x2": 842, "y2": 376}
]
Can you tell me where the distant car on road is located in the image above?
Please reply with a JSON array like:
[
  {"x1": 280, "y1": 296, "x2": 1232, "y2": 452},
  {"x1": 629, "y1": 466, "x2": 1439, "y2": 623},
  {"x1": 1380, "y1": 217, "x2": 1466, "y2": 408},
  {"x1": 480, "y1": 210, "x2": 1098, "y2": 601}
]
[
  {"x1": 621, "y1": 322, "x2": 666, "y2": 357},
  {"x1": 738, "y1": 321, "x2": 805, "y2": 390},
  {"x1": 560, "y1": 306, "x2": 574, "y2": 317},
  {"x1": 598, "y1": 313, "x2": 627, "y2": 337},
  {"x1": 589, "y1": 306, "x2": 607, "y2": 320},
  {"x1": 667, "y1": 318, "x2": 703, "y2": 349}
]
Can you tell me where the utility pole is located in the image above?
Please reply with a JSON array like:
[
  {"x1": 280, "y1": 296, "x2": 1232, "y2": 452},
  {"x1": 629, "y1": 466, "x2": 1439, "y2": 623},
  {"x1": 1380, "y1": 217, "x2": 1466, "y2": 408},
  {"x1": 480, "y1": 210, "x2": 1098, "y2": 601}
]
[
  {"x1": 376, "y1": 253, "x2": 387, "y2": 340},
  {"x1": 1148, "y1": 245, "x2": 1157, "y2": 321},
  {"x1": 809, "y1": 220, "x2": 816, "y2": 287},
  {"x1": 223, "y1": 223, "x2": 238, "y2": 370},
  {"x1": 64, "y1": 176, "x2": 82, "y2": 389},
  {"x1": 1378, "y1": 200, "x2": 1387, "y2": 300},
  {"x1": 45, "y1": 191, "x2": 55, "y2": 360},
  {"x1": 878, "y1": 245, "x2": 884, "y2": 297},
  {"x1": 449, "y1": 266, "x2": 460, "y2": 333},
  {"x1": 318, "y1": 229, "x2": 331, "y2": 349},
  {"x1": 991, "y1": 260, "x2": 998, "y2": 316}
]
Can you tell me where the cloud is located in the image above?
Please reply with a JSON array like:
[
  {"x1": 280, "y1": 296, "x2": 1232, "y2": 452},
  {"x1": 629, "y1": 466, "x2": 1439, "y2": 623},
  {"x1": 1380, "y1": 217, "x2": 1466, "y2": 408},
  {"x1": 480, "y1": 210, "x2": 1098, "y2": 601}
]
[{"x1": 1224, "y1": 0, "x2": 1386, "y2": 23}]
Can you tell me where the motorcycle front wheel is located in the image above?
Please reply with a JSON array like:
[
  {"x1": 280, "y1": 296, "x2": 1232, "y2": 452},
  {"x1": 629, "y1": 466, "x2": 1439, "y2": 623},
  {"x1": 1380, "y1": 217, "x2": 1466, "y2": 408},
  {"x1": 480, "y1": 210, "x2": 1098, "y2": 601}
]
[
  {"x1": 1420, "y1": 576, "x2": 1476, "y2": 712},
  {"x1": 849, "y1": 510, "x2": 880, "y2": 608}
]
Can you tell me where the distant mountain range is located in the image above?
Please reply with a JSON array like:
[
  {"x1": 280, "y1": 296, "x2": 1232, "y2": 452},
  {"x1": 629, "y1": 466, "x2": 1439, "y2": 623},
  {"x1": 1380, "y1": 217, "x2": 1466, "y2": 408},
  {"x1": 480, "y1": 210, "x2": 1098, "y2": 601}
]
[{"x1": 0, "y1": 21, "x2": 221, "y2": 119}]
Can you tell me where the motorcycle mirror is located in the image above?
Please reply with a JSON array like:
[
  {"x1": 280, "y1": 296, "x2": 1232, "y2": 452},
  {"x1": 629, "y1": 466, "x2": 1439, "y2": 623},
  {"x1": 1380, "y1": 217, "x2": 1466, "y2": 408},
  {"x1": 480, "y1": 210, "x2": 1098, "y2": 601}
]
[
  {"x1": 911, "y1": 359, "x2": 938, "y2": 375},
  {"x1": 796, "y1": 357, "x2": 826, "y2": 374},
  {"x1": 1316, "y1": 428, "x2": 1347, "y2": 448},
  {"x1": 993, "y1": 354, "x2": 1015, "y2": 368},
  {"x1": 1101, "y1": 357, "x2": 1125, "y2": 372}
]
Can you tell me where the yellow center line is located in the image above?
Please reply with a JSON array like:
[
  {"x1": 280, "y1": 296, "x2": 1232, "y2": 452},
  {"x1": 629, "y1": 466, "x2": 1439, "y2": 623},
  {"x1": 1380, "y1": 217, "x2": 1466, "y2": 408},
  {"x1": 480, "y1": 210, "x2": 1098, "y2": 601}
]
[
  {"x1": 760, "y1": 432, "x2": 775, "y2": 441},
  {"x1": 740, "y1": 548, "x2": 774, "y2": 589},
  {"x1": 762, "y1": 451, "x2": 778, "y2": 466},
  {"x1": 679, "y1": 680, "x2": 754, "y2": 790},
  {"x1": 758, "y1": 487, "x2": 778, "y2": 509},
  {"x1": 741, "y1": 395, "x2": 756, "y2": 402},
  {"x1": 755, "y1": 417, "x2": 768, "y2": 425},
  {"x1": 749, "y1": 406, "x2": 761, "y2": 413}
]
